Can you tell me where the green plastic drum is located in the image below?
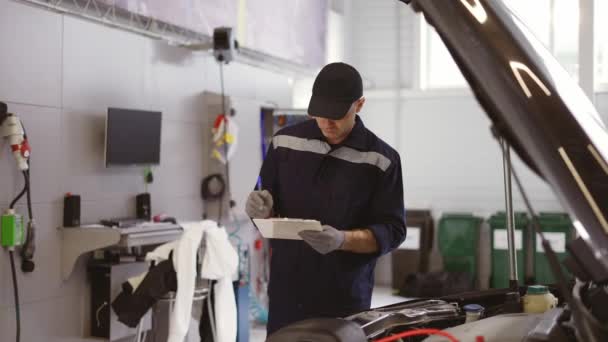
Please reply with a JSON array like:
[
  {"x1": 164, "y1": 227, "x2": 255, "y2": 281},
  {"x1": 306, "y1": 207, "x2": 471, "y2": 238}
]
[
  {"x1": 438, "y1": 214, "x2": 483, "y2": 281},
  {"x1": 534, "y1": 213, "x2": 574, "y2": 284}
]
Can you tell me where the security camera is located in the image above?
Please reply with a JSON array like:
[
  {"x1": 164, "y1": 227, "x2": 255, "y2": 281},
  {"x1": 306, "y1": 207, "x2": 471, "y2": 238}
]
[{"x1": 213, "y1": 27, "x2": 238, "y2": 64}]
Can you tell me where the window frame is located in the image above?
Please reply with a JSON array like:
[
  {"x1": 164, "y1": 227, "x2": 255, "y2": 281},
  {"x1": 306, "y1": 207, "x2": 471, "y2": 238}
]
[
  {"x1": 418, "y1": 0, "x2": 592, "y2": 91},
  {"x1": 596, "y1": 0, "x2": 608, "y2": 91}
]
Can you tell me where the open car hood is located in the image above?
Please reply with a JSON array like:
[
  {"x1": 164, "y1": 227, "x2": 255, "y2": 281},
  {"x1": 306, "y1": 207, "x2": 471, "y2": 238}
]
[{"x1": 403, "y1": 0, "x2": 608, "y2": 281}]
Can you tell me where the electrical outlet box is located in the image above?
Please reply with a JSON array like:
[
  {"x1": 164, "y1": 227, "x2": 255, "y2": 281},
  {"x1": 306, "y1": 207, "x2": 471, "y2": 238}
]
[{"x1": 1, "y1": 212, "x2": 24, "y2": 247}]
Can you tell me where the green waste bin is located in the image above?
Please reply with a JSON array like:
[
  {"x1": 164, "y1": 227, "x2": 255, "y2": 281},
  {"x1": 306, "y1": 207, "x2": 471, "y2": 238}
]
[
  {"x1": 438, "y1": 214, "x2": 482, "y2": 281},
  {"x1": 534, "y1": 213, "x2": 574, "y2": 284},
  {"x1": 489, "y1": 212, "x2": 529, "y2": 288}
]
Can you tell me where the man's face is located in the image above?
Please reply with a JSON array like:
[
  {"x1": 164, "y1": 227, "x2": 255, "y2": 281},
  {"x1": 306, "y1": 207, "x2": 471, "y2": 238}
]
[{"x1": 312, "y1": 98, "x2": 366, "y2": 144}]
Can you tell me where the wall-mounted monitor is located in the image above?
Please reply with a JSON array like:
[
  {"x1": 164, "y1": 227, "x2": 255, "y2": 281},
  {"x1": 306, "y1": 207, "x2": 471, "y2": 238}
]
[{"x1": 104, "y1": 108, "x2": 162, "y2": 167}]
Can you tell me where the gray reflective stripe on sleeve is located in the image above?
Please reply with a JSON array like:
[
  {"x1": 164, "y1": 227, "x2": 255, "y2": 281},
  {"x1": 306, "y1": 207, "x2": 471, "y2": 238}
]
[
  {"x1": 273, "y1": 135, "x2": 331, "y2": 155},
  {"x1": 330, "y1": 147, "x2": 392, "y2": 171}
]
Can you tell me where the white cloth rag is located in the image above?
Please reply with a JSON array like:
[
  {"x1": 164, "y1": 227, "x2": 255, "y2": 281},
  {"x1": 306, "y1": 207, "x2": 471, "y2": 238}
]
[
  {"x1": 146, "y1": 221, "x2": 208, "y2": 342},
  {"x1": 145, "y1": 221, "x2": 239, "y2": 342},
  {"x1": 200, "y1": 225, "x2": 239, "y2": 342}
]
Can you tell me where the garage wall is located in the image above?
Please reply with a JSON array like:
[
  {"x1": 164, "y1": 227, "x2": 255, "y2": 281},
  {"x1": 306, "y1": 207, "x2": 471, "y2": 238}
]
[
  {"x1": 398, "y1": 94, "x2": 562, "y2": 214},
  {"x1": 359, "y1": 94, "x2": 563, "y2": 216},
  {"x1": 0, "y1": 1, "x2": 292, "y2": 340}
]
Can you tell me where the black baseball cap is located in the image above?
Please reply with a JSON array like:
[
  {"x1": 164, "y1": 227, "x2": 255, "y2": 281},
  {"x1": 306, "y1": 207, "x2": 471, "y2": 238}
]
[{"x1": 308, "y1": 62, "x2": 363, "y2": 120}]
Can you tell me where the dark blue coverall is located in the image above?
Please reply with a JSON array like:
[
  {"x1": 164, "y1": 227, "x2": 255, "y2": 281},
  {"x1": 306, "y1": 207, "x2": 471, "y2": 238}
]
[{"x1": 257, "y1": 116, "x2": 406, "y2": 335}]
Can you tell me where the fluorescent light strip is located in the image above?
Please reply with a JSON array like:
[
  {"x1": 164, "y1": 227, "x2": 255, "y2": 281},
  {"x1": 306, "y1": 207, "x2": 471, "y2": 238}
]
[
  {"x1": 558, "y1": 147, "x2": 608, "y2": 234},
  {"x1": 588, "y1": 144, "x2": 608, "y2": 176}
]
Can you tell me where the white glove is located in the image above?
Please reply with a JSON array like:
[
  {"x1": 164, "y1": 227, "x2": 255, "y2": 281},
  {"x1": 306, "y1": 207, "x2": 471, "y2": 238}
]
[
  {"x1": 299, "y1": 225, "x2": 345, "y2": 255},
  {"x1": 246, "y1": 190, "x2": 274, "y2": 219}
]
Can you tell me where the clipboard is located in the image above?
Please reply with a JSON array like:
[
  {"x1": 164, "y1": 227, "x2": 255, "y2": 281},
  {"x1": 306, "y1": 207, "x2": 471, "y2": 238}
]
[{"x1": 253, "y1": 218, "x2": 322, "y2": 240}]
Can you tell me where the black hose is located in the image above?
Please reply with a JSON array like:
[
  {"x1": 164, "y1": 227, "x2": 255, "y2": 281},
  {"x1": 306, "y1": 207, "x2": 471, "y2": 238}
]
[
  {"x1": 8, "y1": 156, "x2": 30, "y2": 210},
  {"x1": 9, "y1": 181, "x2": 27, "y2": 209},
  {"x1": 20, "y1": 170, "x2": 35, "y2": 272},
  {"x1": 24, "y1": 171, "x2": 32, "y2": 219},
  {"x1": 9, "y1": 250, "x2": 21, "y2": 342}
]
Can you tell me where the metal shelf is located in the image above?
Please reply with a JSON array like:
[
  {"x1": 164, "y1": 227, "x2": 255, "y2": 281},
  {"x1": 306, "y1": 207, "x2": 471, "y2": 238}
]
[{"x1": 60, "y1": 223, "x2": 183, "y2": 281}]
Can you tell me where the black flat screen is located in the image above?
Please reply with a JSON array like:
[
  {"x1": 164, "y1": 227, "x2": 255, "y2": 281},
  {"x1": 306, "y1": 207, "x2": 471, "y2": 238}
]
[{"x1": 105, "y1": 108, "x2": 162, "y2": 166}]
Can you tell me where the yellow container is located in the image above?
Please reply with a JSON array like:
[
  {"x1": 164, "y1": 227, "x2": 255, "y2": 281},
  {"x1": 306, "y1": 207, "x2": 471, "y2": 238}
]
[{"x1": 523, "y1": 285, "x2": 558, "y2": 314}]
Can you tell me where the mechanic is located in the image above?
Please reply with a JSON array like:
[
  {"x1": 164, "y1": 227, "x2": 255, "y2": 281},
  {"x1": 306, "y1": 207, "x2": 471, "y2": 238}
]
[{"x1": 246, "y1": 62, "x2": 406, "y2": 335}]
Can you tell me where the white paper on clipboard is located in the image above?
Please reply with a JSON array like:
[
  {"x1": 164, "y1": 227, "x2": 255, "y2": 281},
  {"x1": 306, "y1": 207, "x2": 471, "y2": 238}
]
[{"x1": 253, "y1": 218, "x2": 322, "y2": 240}]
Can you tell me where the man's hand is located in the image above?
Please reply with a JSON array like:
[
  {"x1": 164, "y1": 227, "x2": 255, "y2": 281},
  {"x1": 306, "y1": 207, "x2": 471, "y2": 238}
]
[
  {"x1": 246, "y1": 190, "x2": 274, "y2": 218},
  {"x1": 299, "y1": 225, "x2": 345, "y2": 255}
]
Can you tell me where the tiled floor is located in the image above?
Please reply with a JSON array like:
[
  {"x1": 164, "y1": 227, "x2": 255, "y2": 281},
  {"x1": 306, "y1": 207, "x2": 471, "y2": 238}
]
[{"x1": 249, "y1": 286, "x2": 405, "y2": 342}]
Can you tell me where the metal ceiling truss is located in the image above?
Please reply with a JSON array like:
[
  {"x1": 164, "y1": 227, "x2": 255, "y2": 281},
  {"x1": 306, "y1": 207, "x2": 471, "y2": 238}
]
[
  {"x1": 17, "y1": 0, "x2": 209, "y2": 45},
  {"x1": 15, "y1": 0, "x2": 316, "y2": 76}
]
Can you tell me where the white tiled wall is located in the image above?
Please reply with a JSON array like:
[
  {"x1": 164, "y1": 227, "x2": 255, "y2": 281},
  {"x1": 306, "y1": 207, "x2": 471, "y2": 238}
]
[
  {"x1": 0, "y1": 0, "x2": 63, "y2": 107},
  {"x1": 398, "y1": 95, "x2": 562, "y2": 215},
  {"x1": 359, "y1": 100, "x2": 398, "y2": 149},
  {"x1": 62, "y1": 17, "x2": 149, "y2": 111},
  {"x1": 0, "y1": 1, "x2": 292, "y2": 340},
  {"x1": 361, "y1": 95, "x2": 608, "y2": 218},
  {"x1": 0, "y1": 294, "x2": 84, "y2": 341}
]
